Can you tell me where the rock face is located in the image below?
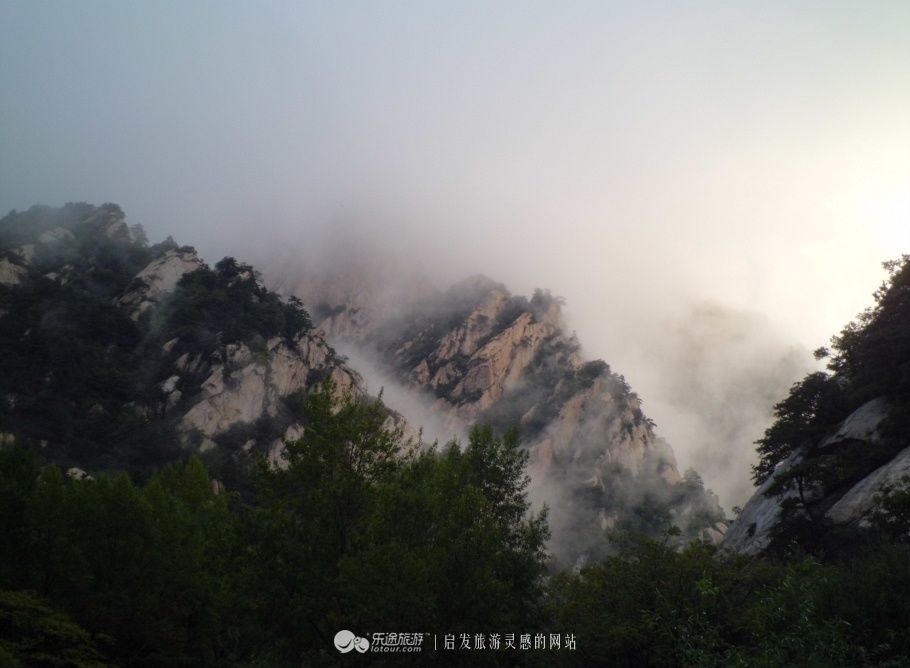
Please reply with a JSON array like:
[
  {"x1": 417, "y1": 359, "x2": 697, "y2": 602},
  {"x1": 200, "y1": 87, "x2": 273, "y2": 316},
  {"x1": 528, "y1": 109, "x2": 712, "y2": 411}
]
[
  {"x1": 296, "y1": 271, "x2": 725, "y2": 564},
  {"x1": 117, "y1": 254, "x2": 365, "y2": 458},
  {"x1": 177, "y1": 335, "x2": 359, "y2": 451},
  {"x1": 826, "y1": 445, "x2": 910, "y2": 524},
  {"x1": 1, "y1": 202, "x2": 723, "y2": 562},
  {"x1": 115, "y1": 246, "x2": 203, "y2": 319},
  {"x1": 37, "y1": 227, "x2": 75, "y2": 245},
  {"x1": 818, "y1": 397, "x2": 888, "y2": 449},
  {"x1": 723, "y1": 398, "x2": 893, "y2": 554},
  {"x1": 0, "y1": 203, "x2": 367, "y2": 474},
  {"x1": 722, "y1": 451, "x2": 804, "y2": 555},
  {"x1": 0, "y1": 254, "x2": 28, "y2": 286}
]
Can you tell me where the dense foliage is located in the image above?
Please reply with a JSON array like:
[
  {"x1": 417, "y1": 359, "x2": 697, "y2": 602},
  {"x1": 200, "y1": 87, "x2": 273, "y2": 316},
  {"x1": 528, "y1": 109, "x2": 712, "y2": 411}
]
[
  {"x1": 4, "y1": 394, "x2": 910, "y2": 666},
  {"x1": 0, "y1": 206, "x2": 314, "y2": 477},
  {"x1": 0, "y1": 387, "x2": 554, "y2": 666},
  {"x1": 756, "y1": 256, "x2": 910, "y2": 480},
  {"x1": 5, "y1": 205, "x2": 910, "y2": 665},
  {"x1": 153, "y1": 257, "x2": 312, "y2": 352},
  {"x1": 0, "y1": 207, "x2": 178, "y2": 473},
  {"x1": 752, "y1": 256, "x2": 910, "y2": 552},
  {"x1": 548, "y1": 538, "x2": 910, "y2": 667},
  {"x1": 827, "y1": 256, "x2": 910, "y2": 401}
]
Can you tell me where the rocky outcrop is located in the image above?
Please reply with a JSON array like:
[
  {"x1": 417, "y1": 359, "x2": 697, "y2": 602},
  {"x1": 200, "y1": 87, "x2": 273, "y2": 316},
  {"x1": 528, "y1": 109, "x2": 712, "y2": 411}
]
[
  {"x1": 115, "y1": 247, "x2": 203, "y2": 319},
  {"x1": 80, "y1": 204, "x2": 141, "y2": 244},
  {"x1": 107, "y1": 240, "x2": 366, "y2": 455},
  {"x1": 723, "y1": 398, "x2": 894, "y2": 554},
  {"x1": 0, "y1": 254, "x2": 28, "y2": 286},
  {"x1": 826, "y1": 443, "x2": 910, "y2": 525},
  {"x1": 37, "y1": 227, "x2": 75, "y2": 245},
  {"x1": 178, "y1": 335, "x2": 359, "y2": 450},
  {"x1": 110, "y1": 245, "x2": 367, "y2": 456},
  {"x1": 722, "y1": 451, "x2": 804, "y2": 555},
  {"x1": 318, "y1": 278, "x2": 681, "y2": 481},
  {"x1": 818, "y1": 397, "x2": 888, "y2": 449},
  {"x1": 0, "y1": 202, "x2": 372, "y2": 472},
  {"x1": 298, "y1": 271, "x2": 725, "y2": 563},
  {"x1": 526, "y1": 374, "x2": 680, "y2": 484}
]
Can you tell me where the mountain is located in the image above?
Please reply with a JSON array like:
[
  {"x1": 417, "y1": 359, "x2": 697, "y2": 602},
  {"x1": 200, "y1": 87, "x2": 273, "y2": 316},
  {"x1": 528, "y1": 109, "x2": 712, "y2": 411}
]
[
  {"x1": 293, "y1": 255, "x2": 726, "y2": 564},
  {"x1": 0, "y1": 202, "x2": 723, "y2": 565},
  {"x1": 0, "y1": 203, "x2": 360, "y2": 482},
  {"x1": 725, "y1": 255, "x2": 910, "y2": 555},
  {"x1": 6, "y1": 203, "x2": 910, "y2": 666}
]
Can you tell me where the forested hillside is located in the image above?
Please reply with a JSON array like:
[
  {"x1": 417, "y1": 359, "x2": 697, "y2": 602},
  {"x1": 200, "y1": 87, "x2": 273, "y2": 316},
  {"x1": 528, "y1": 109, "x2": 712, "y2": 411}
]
[
  {"x1": 0, "y1": 203, "x2": 357, "y2": 483},
  {"x1": 725, "y1": 255, "x2": 910, "y2": 555},
  {"x1": 298, "y1": 263, "x2": 727, "y2": 564},
  {"x1": 5, "y1": 382, "x2": 910, "y2": 666},
  {"x1": 3, "y1": 205, "x2": 910, "y2": 666}
]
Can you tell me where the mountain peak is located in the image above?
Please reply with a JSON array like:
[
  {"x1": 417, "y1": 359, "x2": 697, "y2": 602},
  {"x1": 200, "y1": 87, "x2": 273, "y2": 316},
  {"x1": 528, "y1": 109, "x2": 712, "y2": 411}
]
[{"x1": 290, "y1": 253, "x2": 725, "y2": 564}]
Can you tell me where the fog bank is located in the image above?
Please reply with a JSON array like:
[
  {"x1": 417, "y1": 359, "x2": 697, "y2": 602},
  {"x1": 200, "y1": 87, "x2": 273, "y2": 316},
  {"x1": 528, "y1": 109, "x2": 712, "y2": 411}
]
[{"x1": 2, "y1": 2, "x2": 908, "y2": 507}]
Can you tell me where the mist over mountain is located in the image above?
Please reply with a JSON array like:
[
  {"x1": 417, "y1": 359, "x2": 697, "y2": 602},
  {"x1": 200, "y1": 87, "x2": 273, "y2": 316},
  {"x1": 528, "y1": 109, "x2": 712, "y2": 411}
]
[
  {"x1": 262, "y1": 229, "x2": 725, "y2": 561},
  {"x1": 0, "y1": 204, "x2": 366, "y2": 476},
  {"x1": 724, "y1": 254, "x2": 910, "y2": 556},
  {"x1": 6, "y1": 203, "x2": 910, "y2": 666},
  {"x1": 249, "y1": 222, "x2": 811, "y2": 516},
  {"x1": 0, "y1": 203, "x2": 725, "y2": 565},
  {"x1": 636, "y1": 303, "x2": 814, "y2": 509},
  {"x1": 3, "y1": 3, "x2": 907, "y2": 524},
  {"x1": 1, "y1": 3, "x2": 908, "y2": 663}
]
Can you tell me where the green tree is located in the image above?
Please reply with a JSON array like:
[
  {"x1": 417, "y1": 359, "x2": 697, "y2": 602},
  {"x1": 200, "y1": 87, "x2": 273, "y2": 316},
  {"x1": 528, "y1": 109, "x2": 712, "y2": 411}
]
[
  {"x1": 243, "y1": 386, "x2": 549, "y2": 665},
  {"x1": 0, "y1": 590, "x2": 111, "y2": 668},
  {"x1": 752, "y1": 372, "x2": 846, "y2": 485},
  {"x1": 5, "y1": 458, "x2": 237, "y2": 667},
  {"x1": 828, "y1": 255, "x2": 910, "y2": 401},
  {"x1": 238, "y1": 384, "x2": 408, "y2": 663},
  {"x1": 339, "y1": 425, "x2": 549, "y2": 635}
]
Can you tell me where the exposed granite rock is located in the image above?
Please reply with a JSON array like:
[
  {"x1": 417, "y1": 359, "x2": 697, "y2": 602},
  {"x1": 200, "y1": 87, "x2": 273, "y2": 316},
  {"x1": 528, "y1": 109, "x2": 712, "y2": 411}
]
[
  {"x1": 722, "y1": 451, "x2": 804, "y2": 555},
  {"x1": 66, "y1": 467, "x2": 93, "y2": 481},
  {"x1": 298, "y1": 270, "x2": 724, "y2": 562},
  {"x1": 827, "y1": 444, "x2": 910, "y2": 525},
  {"x1": 11, "y1": 227, "x2": 74, "y2": 265},
  {"x1": 724, "y1": 398, "x2": 893, "y2": 553},
  {"x1": 37, "y1": 227, "x2": 75, "y2": 245},
  {"x1": 115, "y1": 247, "x2": 203, "y2": 319},
  {"x1": 819, "y1": 397, "x2": 888, "y2": 449},
  {"x1": 0, "y1": 255, "x2": 28, "y2": 286},
  {"x1": 177, "y1": 334, "x2": 359, "y2": 450}
]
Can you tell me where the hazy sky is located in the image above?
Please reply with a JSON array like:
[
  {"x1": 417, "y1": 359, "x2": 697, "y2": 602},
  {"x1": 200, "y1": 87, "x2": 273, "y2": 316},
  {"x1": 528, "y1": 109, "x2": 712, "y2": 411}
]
[{"x1": 2, "y1": 1, "x2": 908, "y2": 505}]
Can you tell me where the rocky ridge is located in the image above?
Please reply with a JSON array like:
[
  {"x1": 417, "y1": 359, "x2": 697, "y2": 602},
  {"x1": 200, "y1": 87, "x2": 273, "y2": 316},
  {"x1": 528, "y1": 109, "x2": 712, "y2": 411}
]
[
  {"x1": 724, "y1": 397, "x2": 910, "y2": 554},
  {"x1": 724, "y1": 254, "x2": 910, "y2": 555},
  {"x1": 0, "y1": 202, "x2": 725, "y2": 563},
  {"x1": 298, "y1": 269, "x2": 726, "y2": 563},
  {"x1": 0, "y1": 203, "x2": 364, "y2": 475}
]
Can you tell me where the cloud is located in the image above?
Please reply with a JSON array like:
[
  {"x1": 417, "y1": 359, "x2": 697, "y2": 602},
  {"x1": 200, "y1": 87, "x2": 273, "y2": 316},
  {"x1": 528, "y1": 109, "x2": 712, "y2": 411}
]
[
  {"x1": 624, "y1": 302, "x2": 816, "y2": 508},
  {"x1": 1, "y1": 2, "x2": 906, "y2": 514}
]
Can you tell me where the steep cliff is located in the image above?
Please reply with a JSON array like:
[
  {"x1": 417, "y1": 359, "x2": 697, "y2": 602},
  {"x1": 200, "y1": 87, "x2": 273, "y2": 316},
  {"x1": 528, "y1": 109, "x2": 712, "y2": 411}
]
[
  {"x1": 0, "y1": 204, "x2": 362, "y2": 479},
  {"x1": 725, "y1": 255, "x2": 910, "y2": 554},
  {"x1": 0, "y1": 202, "x2": 725, "y2": 564},
  {"x1": 297, "y1": 269, "x2": 726, "y2": 564}
]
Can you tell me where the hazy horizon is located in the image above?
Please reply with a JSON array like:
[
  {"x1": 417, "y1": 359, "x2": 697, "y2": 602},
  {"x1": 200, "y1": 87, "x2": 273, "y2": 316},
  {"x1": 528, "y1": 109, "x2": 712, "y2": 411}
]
[{"x1": 2, "y1": 1, "x2": 908, "y2": 507}]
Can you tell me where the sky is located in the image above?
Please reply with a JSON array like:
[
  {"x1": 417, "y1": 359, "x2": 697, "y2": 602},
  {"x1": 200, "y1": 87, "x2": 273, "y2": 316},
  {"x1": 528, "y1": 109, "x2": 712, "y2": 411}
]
[{"x1": 2, "y1": 1, "x2": 908, "y2": 506}]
